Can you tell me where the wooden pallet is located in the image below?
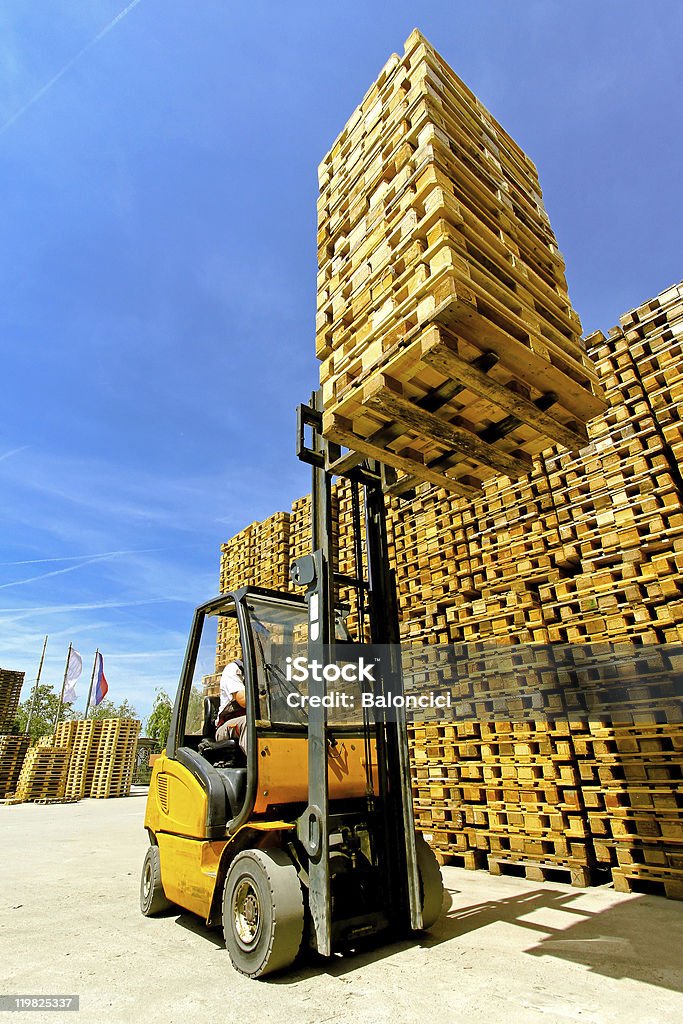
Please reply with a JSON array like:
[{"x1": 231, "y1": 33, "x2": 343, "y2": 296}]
[
  {"x1": 15, "y1": 747, "x2": 70, "y2": 802},
  {"x1": 64, "y1": 719, "x2": 104, "y2": 800},
  {"x1": 0, "y1": 735, "x2": 30, "y2": 798},
  {"x1": 0, "y1": 669, "x2": 24, "y2": 733},
  {"x1": 216, "y1": 511, "x2": 291, "y2": 669},
  {"x1": 54, "y1": 720, "x2": 79, "y2": 751},
  {"x1": 317, "y1": 31, "x2": 604, "y2": 491},
  {"x1": 612, "y1": 866, "x2": 683, "y2": 900},
  {"x1": 89, "y1": 720, "x2": 140, "y2": 799},
  {"x1": 488, "y1": 854, "x2": 592, "y2": 887}
]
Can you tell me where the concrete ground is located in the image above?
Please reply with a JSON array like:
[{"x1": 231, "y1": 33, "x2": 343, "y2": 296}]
[{"x1": 1, "y1": 792, "x2": 682, "y2": 1024}]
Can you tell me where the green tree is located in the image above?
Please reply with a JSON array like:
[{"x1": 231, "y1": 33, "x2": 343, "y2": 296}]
[
  {"x1": 14, "y1": 684, "x2": 75, "y2": 741},
  {"x1": 88, "y1": 698, "x2": 139, "y2": 721},
  {"x1": 187, "y1": 685, "x2": 204, "y2": 735},
  {"x1": 146, "y1": 689, "x2": 173, "y2": 748}
]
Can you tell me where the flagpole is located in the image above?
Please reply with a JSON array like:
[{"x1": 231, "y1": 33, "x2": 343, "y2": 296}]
[
  {"x1": 85, "y1": 649, "x2": 99, "y2": 719},
  {"x1": 25, "y1": 635, "x2": 48, "y2": 735},
  {"x1": 54, "y1": 642, "x2": 72, "y2": 734}
]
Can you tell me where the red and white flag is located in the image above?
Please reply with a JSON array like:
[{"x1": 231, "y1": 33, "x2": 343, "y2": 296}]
[{"x1": 94, "y1": 652, "x2": 109, "y2": 706}]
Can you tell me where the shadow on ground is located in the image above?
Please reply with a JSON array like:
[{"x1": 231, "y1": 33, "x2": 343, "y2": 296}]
[{"x1": 173, "y1": 883, "x2": 683, "y2": 993}]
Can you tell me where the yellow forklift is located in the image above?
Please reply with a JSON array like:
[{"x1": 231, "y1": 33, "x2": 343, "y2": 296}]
[{"x1": 140, "y1": 395, "x2": 444, "y2": 976}]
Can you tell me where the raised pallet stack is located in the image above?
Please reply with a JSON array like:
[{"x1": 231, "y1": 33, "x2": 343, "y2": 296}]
[
  {"x1": 0, "y1": 668, "x2": 24, "y2": 733},
  {"x1": 317, "y1": 30, "x2": 604, "y2": 494},
  {"x1": 0, "y1": 735, "x2": 30, "y2": 798},
  {"x1": 90, "y1": 719, "x2": 140, "y2": 799}
]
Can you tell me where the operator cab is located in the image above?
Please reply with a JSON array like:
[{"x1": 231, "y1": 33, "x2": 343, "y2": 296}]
[{"x1": 165, "y1": 587, "x2": 310, "y2": 831}]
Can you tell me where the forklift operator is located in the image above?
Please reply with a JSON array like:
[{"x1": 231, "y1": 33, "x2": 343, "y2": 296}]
[{"x1": 215, "y1": 659, "x2": 247, "y2": 753}]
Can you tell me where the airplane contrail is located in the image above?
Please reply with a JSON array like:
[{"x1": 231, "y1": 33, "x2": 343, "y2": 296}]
[
  {"x1": 0, "y1": 445, "x2": 29, "y2": 463},
  {"x1": 0, "y1": 550, "x2": 146, "y2": 590},
  {"x1": 0, "y1": 547, "x2": 161, "y2": 567},
  {"x1": 0, "y1": 0, "x2": 144, "y2": 136}
]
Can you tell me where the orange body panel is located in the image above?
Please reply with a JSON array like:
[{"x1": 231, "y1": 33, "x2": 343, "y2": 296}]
[{"x1": 253, "y1": 733, "x2": 376, "y2": 813}]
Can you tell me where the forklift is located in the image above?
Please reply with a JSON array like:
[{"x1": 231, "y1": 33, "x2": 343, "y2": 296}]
[{"x1": 140, "y1": 393, "x2": 444, "y2": 977}]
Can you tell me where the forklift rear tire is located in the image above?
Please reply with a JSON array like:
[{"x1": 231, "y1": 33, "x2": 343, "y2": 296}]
[
  {"x1": 140, "y1": 845, "x2": 172, "y2": 916},
  {"x1": 222, "y1": 848, "x2": 304, "y2": 978},
  {"x1": 415, "y1": 833, "x2": 443, "y2": 929}
]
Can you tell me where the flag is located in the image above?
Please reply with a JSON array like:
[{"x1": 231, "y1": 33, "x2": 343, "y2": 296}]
[
  {"x1": 63, "y1": 648, "x2": 82, "y2": 703},
  {"x1": 94, "y1": 652, "x2": 109, "y2": 706}
]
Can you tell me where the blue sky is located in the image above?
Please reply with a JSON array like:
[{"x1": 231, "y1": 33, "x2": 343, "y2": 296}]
[{"x1": 1, "y1": 1, "x2": 681, "y2": 726}]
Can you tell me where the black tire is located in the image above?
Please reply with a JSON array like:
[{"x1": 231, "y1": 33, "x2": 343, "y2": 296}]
[
  {"x1": 140, "y1": 844, "x2": 172, "y2": 916},
  {"x1": 222, "y1": 848, "x2": 304, "y2": 978},
  {"x1": 415, "y1": 832, "x2": 443, "y2": 929}
]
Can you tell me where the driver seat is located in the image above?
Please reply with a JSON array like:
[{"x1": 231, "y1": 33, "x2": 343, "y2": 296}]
[{"x1": 202, "y1": 696, "x2": 218, "y2": 739}]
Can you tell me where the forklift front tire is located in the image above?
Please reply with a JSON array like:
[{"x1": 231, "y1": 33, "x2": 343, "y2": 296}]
[
  {"x1": 140, "y1": 845, "x2": 172, "y2": 916},
  {"x1": 222, "y1": 848, "x2": 304, "y2": 978},
  {"x1": 415, "y1": 832, "x2": 444, "y2": 929}
]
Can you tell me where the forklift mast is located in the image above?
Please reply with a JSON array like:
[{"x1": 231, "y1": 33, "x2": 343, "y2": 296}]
[{"x1": 292, "y1": 391, "x2": 422, "y2": 956}]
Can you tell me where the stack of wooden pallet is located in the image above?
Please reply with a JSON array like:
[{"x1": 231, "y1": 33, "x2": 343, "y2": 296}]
[
  {"x1": 288, "y1": 495, "x2": 312, "y2": 585},
  {"x1": 218, "y1": 523, "x2": 257, "y2": 594},
  {"x1": 59, "y1": 719, "x2": 104, "y2": 800},
  {"x1": 574, "y1": 717, "x2": 683, "y2": 899},
  {"x1": 388, "y1": 485, "x2": 471, "y2": 635},
  {"x1": 215, "y1": 512, "x2": 292, "y2": 673},
  {"x1": 90, "y1": 719, "x2": 140, "y2": 799},
  {"x1": 317, "y1": 30, "x2": 604, "y2": 494},
  {"x1": 386, "y1": 456, "x2": 580, "y2": 646},
  {"x1": 13, "y1": 746, "x2": 70, "y2": 803},
  {"x1": 333, "y1": 479, "x2": 367, "y2": 639},
  {"x1": 410, "y1": 719, "x2": 592, "y2": 884},
  {"x1": 2, "y1": 719, "x2": 142, "y2": 804},
  {"x1": 619, "y1": 282, "x2": 683, "y2": 465},
  {"x1": 53, "y1": 720, "x2": 79, "y2": 752},
  {"x1": 220, "y1": 512, "x2": 292, "y2": 593},
  {"x1": 0, "y1": 668, "x2": 24, "y2": 732},
  {"x1": 539, "y1": 326, "x2": 683, "y2": 645},
  {"x1": 0, "y1": 735, "x2": 30, "y2": 798}
]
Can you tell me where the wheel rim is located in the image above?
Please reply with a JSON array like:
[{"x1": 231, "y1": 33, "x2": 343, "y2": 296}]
[
  {"x1": 143, "y1": 859, "x2": 152, "y2": 902},
  {"x1": 233, "y1": 878, "x2": 261, "y2": 949}
]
